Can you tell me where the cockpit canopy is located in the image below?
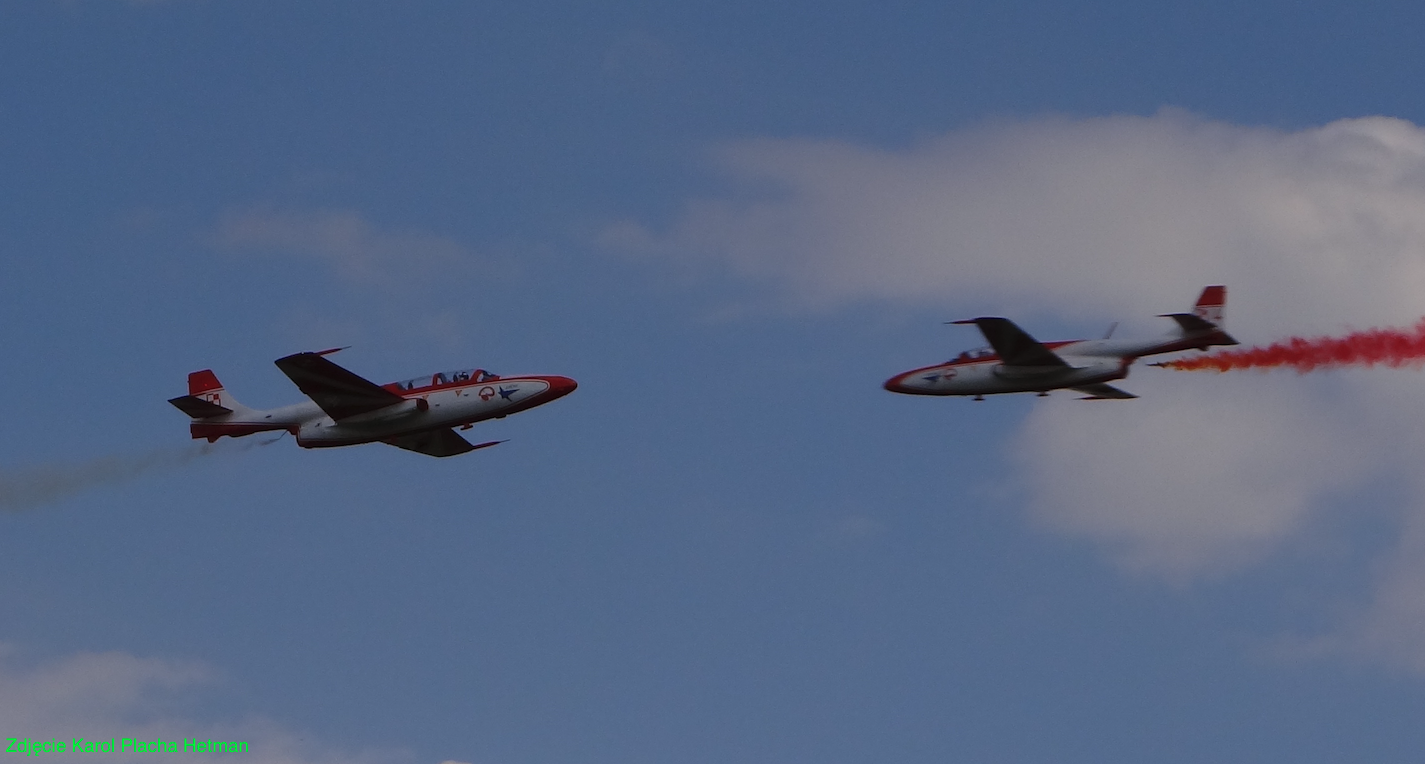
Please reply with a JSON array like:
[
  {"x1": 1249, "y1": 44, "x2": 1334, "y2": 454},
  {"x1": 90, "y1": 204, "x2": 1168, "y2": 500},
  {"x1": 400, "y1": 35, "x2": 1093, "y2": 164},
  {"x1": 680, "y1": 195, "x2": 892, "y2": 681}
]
[
  {"x1": 952, "y1": 346, "x2": 996, "y2": 362},
  {"x1": 386, "y1": 368, "x2": 499, "y2": 392}
]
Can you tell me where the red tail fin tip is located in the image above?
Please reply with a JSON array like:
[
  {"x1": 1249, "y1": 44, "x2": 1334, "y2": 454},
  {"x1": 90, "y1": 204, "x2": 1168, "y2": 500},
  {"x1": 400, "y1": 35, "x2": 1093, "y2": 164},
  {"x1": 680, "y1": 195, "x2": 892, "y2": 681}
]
[
  {"x1": 188, "y1": 370, "x2": 223, "y2": 395},
  {"x1": 1193, "y1": 285, "x2": 1226, "y2": 325},
  {"x1": 1194, "y1": 286, "x2": 1226, "y2": 307}
]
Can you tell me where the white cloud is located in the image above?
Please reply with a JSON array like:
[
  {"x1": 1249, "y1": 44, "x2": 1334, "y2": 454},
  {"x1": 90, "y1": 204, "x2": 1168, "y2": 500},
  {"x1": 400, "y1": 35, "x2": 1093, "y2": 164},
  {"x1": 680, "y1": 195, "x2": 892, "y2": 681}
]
[
  {"x1": 212, "y1": 208, "x2": 472, "y2": 288},
  {"x1": 608, "y1": 111, "x2": 1425, "y2": 670},
  {"x1": 1014, "y1": 372, "x2": 1374, "y2": 583},
  {"x1": 609, "y1": 111, "x2": 1425, "y2": 331},
  {"x1": 208, "y1": 207, "x2": 504, "y2": 350},
  {"x1": 0, "y1": 645, "x2": 411, "y2": 764}
]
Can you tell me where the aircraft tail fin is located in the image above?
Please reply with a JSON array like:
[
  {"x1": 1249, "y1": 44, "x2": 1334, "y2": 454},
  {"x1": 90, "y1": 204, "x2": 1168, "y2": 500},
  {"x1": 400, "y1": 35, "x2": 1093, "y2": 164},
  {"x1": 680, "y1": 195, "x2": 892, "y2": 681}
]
[
  {"x1": 1158, "y1": 286, "x2": 1238, "y2": 347},
  {"x1": 1192, "y1": 285, "x2": 1226, "y2": 327},
  {"x1": 167, "y1": 369, "x2": 254, "y2": 418}
]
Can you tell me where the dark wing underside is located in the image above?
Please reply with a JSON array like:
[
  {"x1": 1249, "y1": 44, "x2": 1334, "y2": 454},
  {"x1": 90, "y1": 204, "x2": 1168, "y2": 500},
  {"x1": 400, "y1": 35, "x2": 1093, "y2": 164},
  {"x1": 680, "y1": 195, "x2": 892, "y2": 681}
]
[
  {"x1": 956, "y1": 317, "x2": 1069, "y2": 367},
  {"x1": 274, "y1": 352, "x2": 406, "y2": 420},
  {"x1": 1070, "y1": 383, "x2": 1138, "y2": 400},
  {"x1": 382, "y1": 428, "x2": 475, "y2": 457},
  {"x1": 382, "y1": 429, "x2": 506, "y2": 458}
]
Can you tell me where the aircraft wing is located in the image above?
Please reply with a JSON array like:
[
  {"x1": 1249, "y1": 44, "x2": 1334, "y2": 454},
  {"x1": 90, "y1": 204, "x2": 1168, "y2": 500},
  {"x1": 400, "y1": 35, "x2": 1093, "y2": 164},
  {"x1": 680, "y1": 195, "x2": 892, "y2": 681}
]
[
  {"x1": 274, "y1": 352, "x2": 406, "y2": 420},
  {"x1": 1070, "y1": 383, "x2": 1138, "y2": 400},
  {"x1": 381, "y1": 429, "x2": 505, "y2": 458},
  {"x1": 953, "y1": 317, "x2": 1069, "y2": 367}
]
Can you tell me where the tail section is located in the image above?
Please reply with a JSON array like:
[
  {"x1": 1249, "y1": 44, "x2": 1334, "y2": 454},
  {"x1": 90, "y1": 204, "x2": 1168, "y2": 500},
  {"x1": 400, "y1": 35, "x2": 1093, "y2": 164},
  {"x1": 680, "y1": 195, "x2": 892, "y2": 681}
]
[
  {"x1": 168, "y1": 371, "x2": 234, "y2": 419},
  {"x1": 1158, "y1": 285, "x2": 1238, "y2": 348},
  {"x1": 169, "y1": 369, "x2": 273, "y2": 442}
]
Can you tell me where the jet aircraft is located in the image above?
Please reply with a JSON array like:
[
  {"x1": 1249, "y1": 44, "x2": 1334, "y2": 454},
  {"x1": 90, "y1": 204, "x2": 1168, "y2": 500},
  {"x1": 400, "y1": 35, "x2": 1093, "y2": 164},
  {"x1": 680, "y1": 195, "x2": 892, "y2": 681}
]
[
  {"x1": 169, "y1": 350, "x2": 577, "y2": 457},
  {"x1": 883, "y1": 286, "x2": 1237, "y2": 400}
]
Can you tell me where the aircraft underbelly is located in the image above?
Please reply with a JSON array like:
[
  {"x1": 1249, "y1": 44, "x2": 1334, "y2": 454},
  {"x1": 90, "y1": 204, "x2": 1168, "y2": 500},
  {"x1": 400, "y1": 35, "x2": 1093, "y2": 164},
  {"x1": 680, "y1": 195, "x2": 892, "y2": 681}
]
[
  {"x1": 948, "y1": 363, "x2": 1120, "y2": 395},
  {"x1": 189, "y1": 402, "x2": 320, "y2": 441}
]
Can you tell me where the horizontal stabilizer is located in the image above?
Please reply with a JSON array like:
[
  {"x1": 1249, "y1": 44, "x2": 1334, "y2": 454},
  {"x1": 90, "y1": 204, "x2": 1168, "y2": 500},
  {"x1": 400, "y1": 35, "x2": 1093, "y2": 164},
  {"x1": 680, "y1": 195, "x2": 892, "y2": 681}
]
[
  {"x1": 1160, "y1": 313, "x2": 1239, "y2": 346},
  {"x1": 168, "y1": 395, "x2": 233, "y2": 419},
  {"x1": 953, "y1": 317, "x2": 1069, "y2": 367},
  {"x1": 1070, "y1": 383, "x2": 1138, "y2": 400},
  {"x1": 1161, "y1": 312, "x2": 1218, "y2": 333}
]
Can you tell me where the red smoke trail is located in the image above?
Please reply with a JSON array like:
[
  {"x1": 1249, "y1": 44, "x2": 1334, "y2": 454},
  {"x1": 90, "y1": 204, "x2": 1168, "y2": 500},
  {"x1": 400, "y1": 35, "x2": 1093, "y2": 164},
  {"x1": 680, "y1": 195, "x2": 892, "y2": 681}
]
[{"x1": 1159, "y1": 318, "x2": 1425, "y2": 373}]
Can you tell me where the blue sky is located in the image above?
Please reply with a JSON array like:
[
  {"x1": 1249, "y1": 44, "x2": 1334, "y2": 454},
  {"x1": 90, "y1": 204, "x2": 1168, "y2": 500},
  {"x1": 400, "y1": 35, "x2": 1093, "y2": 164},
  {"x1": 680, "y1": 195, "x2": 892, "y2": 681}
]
[{"x1": 6, "y1": 1, "x2": 1425, "y2": 762}]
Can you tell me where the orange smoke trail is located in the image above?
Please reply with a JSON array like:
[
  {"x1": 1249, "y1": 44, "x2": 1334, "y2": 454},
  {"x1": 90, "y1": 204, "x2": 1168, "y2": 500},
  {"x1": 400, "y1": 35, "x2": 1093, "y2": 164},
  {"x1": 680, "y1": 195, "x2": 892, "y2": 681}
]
[{"x1": 1160, "y1": 319, "x2": 1425, "y2": 373}]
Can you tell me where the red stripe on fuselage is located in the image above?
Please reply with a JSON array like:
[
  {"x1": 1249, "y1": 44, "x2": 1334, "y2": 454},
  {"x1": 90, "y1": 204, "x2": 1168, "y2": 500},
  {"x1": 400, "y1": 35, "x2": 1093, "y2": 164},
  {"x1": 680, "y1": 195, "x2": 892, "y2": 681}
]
[
  {"x1": 384, "y1": 375, "x2": 571, "y2": 398},
  {"x1": 383, "y1": 377, "x2": 503, "y2": 396}
]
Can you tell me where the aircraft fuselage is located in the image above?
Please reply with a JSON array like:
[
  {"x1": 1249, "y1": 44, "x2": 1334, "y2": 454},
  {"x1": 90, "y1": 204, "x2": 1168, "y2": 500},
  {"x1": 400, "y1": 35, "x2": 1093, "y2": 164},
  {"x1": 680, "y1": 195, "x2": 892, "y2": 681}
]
[
  {"x1": 190, "y1": 375, "x2": 577, "y2": 448},
  {"x1": 884, "y1": 335, "x2": 1216, "y2": 397}
]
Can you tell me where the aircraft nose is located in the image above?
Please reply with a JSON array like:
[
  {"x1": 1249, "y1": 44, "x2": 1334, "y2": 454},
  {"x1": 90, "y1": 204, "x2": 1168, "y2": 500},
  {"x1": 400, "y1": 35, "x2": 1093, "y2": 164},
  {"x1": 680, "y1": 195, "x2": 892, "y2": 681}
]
[
  {"x1": 545, "y1": 375, "x2": 578, "y2": 399},
  {"x1": 883, "y1": 372, "x2": 913, "y2": 394},
  {"x1": 884, "y1": 368, "x2": 951, "y2": 396}
]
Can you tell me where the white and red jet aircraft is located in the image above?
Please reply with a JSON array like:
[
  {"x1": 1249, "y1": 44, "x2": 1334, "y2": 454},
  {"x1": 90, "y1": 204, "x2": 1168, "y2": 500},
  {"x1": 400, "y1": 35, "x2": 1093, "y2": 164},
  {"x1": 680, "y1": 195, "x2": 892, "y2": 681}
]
[
  {"x1": 884, "y1": 286, "x2": 1238, "y2": 400},
  {"x1": 169, "y1": 350, "x2": 577, "y2": 457}
]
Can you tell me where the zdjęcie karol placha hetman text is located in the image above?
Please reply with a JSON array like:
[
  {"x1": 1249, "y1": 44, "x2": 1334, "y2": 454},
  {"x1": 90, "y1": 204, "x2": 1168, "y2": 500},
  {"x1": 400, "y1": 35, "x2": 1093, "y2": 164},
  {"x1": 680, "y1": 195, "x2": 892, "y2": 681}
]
[{"x1": 6, "y1": 737, "x2": 250, "y2": 755}]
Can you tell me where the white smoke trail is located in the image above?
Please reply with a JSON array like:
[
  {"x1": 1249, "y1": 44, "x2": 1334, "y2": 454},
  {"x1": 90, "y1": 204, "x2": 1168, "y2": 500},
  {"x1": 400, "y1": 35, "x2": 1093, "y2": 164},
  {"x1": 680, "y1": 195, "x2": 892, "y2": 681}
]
[{"x1": 0, "y1": 437, "x2": 281, "y2": 512}]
